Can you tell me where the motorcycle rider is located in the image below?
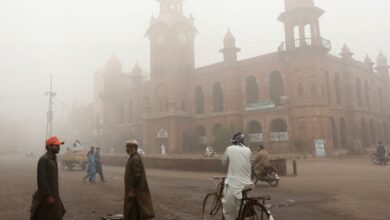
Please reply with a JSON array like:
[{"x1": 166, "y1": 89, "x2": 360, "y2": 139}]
[
  {"x1": 376, "y1": 141, "x2": 386, "y2": 166},
  {"x1": 221, "y1": 132, "x2": 253, "y2": 220},
  {"x1": 252, "y1": 144, "x2": 270, "y2": 176}
]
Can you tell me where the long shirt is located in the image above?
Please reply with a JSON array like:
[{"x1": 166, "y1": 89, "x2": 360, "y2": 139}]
[
  {"x1": 222, "y1": 144, "x2": 253, "y2": 199},
  {"x1": 37, "y1": 152, "x2": 59, "y2": 197}
]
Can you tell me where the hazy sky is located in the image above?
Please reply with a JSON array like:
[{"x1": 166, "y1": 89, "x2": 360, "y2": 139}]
[{"x1": 0, "y1": 0, "x2": 389, "y2": 140}]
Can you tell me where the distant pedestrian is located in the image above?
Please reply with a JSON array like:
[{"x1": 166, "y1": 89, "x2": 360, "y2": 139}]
[
  {"x1": 161, "y1": 144, "x2": 167, "y2": 156},
  {"x1": 124, "y1": 140, "x2": 155, "y2": 220},
  {"x1": 30, "y1": 136, "x2": 66, "y2": 220},
  {"x1": 95, "y1": 147, "x2": 105, "y2": 182},
  {"x1": 376, "y1": 141, "x2": 386, "y2": 166},
  {"x1": 83, "y1": 146, "x2": 96, "y2": 183}
]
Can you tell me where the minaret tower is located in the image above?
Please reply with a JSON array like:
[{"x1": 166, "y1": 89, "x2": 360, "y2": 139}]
[
  {"x1": 220, "y1": 30, "x2": 241, "y2": 65},
  {"x1": 376, "y1": 52, "x2": 389, "y2": 78},
  {"x1": 146, "y1": 0, "x2": 197, "y2": 79},
  {"x1": 278, "y1": 0, "x2": 330, "y2": 52}
]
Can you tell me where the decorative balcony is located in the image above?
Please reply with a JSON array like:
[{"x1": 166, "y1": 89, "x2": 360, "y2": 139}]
[{"x1": 278, "y1": 37, "x2": 331, "y2": 53}]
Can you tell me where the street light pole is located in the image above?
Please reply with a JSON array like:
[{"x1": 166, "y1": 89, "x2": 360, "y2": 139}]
[{"x1": 45, "y1": 75, "x2": 57, "y2": 139}]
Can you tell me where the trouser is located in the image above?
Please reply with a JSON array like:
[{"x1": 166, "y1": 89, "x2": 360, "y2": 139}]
[
  {"x1": 96, "y1": 163, "x2": 105, "y2": 181},
  {"x1": 222, "y1": 184, "x2": 241, "y2": 220}
]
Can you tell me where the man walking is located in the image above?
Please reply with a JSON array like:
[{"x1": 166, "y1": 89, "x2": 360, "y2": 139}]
[
  {"x1": 30, "y1": 136, "x2": 66, "y2": 220},
  {"x1": 124, "y1": 140, "x2": 155, "y2": 220},
  {"x1": 95, "y1": 147, "x2": 105, "y2": 182},
  {"x1": 376, "y1": 141, "x2": 387, "y2": 166},
  {"x1": 221, "y1": 132, "x2": 253, "y2": 220},
  {"x1": 83, "y1": 146, "x2": 96, "y2": 183}
]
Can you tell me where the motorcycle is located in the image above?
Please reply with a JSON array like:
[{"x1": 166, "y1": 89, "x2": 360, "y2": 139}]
[
  {"x1": 371, "y1": 152, "x2": 389, "y2": 165},
  {"x1": 251, "y1": 165, "x2": 279, "y2": 187}
]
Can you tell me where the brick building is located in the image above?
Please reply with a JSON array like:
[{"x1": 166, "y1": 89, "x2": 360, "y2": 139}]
[{"x1": 92, "y1": 0, "x2": 390, "y2": 154}]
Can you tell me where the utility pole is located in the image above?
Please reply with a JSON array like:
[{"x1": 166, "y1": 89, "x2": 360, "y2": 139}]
[{"x1": 45, "y1": 75, "x2": 57, "y2": 139}]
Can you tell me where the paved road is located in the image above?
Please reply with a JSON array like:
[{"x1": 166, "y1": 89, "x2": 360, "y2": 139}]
[{"x1": 0, "y1": 154, "x2": 389, "y2": 220}]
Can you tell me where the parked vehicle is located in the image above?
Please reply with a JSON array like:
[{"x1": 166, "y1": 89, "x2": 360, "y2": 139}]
[
  {"x1": 60, "y1": 148, "x2": 88, "y2": 171},
  {"x1": 251, "y1": 165, "x2": 279, "y2": 187}
]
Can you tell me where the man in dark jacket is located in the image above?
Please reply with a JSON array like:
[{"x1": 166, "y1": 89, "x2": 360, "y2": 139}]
[
  {"x1": 30, "y1": 136, "x2": 66, "y2": 220},
  {"x1": 124, "y1": 140, "x2": 155, "y2": 220},
  {"x1": 95, "y1": 147, "x2": 105, "y2": 182}
]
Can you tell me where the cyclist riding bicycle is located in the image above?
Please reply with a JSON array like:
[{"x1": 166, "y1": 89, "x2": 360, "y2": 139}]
[{"x1": 221, "y1": 132, "x2": 253, "y2": 220}]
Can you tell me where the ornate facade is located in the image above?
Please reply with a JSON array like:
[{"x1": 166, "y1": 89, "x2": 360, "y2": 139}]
[{"x1": 92, "y1": 0, "x2": 390, "y2": 154}]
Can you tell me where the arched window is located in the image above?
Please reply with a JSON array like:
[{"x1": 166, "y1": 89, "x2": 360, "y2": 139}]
[
  {"x1": 247, "y1": 120, "x2": 262, "y2": 143},
  {"x1": 335, "y1": 73, "x2": 342, "y2": 104},
  {"x1": 369, "y1": 119, "x2": 376, "y2": 145},
  {"x1": 356, "y1": 78, "x2": 362, "y2": 106},
  {"x1": 365, "y1": 81, "x2": 370, "y2": 110},
  {"x1": 128, "y1": 100, "x2": 133, "y2": 123},
  {"x1": 310, "y1": 81, "x2": 317, "y2": 97},
  {"x1": 269, "y1": 71, "x2": 284, "y2": 105},
  {"x1": 247, "y1": 121, "x2": 262, "y2": 133},
  {"x1": 339, "y1": 118, "x2": 348, "y2": 148},
  {"x1": 246, "y1": 75, "x2": 258, "y2": 104},
  {"x1": 212, "y1": 82, "x2": 224, "y2": 113},
  {"x1": 361, "y1": 119, "x2": 370, "y2": 148},
  {"x1": 331, "y1": 117, "x2": 338, "y2": 148},
  {"x1": 297, "y1": 82, "x2": 304, "y2": 97},
  {"x1": 194, "y1": 86, "x2": 204, "y2": 114},
  {"x1": 118, "y1": 103, "x2": 124, "y2": 124},
  {"x1": 270, "y1": 119, "x2": 288, "y2": 141}
]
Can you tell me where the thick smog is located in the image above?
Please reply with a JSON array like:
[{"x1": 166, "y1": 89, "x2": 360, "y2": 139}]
[{"x1": 1, "y1": 0, "x2": 390, "y2": 220}]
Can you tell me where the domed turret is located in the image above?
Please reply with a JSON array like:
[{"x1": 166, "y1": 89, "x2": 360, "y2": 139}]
[
  {"x1": 131, "y1": 62, "x2": 143, "y2": 75},
  {"x1": 105, "y1": 54, "x2": 122, "y2": 73},
  {"x1": 376, "y1": 52, "x2": 389, "y2": 78},
  {"x1": 364, "y1": 55, "x2": 374, "y2": 71},
  {"x1": 220, "y1": 29, "x2": 240, "y2": 64},
  {"x1": 377, "y1": 52, "x2": 388, "y2": 67},
  {"x1": 340, "y1": 44, "x2": 354, "y2": 60},
  {"x1": 223, "y1": 30, "x2": 236, "y2": 48}
]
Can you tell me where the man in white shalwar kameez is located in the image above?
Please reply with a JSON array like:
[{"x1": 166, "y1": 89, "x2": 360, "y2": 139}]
[{"x1": 221, "y1": 132, "x2": 253, "y2": 220}]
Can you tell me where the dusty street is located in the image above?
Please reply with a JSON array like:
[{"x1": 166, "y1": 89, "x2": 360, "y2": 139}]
[{"x1": 0, "y1": 154, "x2": 389, "y2": 220}]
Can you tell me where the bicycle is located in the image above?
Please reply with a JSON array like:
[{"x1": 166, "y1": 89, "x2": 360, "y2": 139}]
[{"x1": 202, "y1": 176, "x2": 274, "y2": 220}]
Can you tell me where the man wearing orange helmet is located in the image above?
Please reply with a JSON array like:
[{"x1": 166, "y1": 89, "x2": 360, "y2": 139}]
[{"x1": 30, "y1": 136, "x2": 66, "y2": 220}]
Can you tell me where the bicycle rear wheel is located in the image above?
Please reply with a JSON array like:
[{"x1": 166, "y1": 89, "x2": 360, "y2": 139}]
[
  {"x1": 239, "y1": 200, "x2": 273, "y2": 220},
  {"x1": 202, "y1": 193, "x2": 222, "y2": 220}
]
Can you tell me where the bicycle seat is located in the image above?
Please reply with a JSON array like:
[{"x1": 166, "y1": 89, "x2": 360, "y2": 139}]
[
  {"x1": 214, "y1": 176, "x2": 226, "y2": 180},
  {"x1": 242, "y1": 185, "x2": 254, "y2": 193}
]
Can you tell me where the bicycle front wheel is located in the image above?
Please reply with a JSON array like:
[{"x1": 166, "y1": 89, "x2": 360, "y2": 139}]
[
  {"x1": 202, "y1": 193, "x2": 223, "y2": 220},
  {"x1": 239, "y1": 200, "x2": 273, "y2": 220}
]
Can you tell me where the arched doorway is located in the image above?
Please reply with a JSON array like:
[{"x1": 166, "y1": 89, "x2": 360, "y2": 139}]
[
  {"x1": 369, "y1": 119, "x2": 376, "y2": 145},
  {"x1": 339, "y1": 118, "x2": 348, "y2": 148},
  {"x1": 331, "y1": 117, "x2": 338, "y2": 148},
  {"x1": 194, "y1": 86, "x2": 204, "y2": 115},
  {"x1": 157, "y1": 128, "x2": 169, "y2": 154}
]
